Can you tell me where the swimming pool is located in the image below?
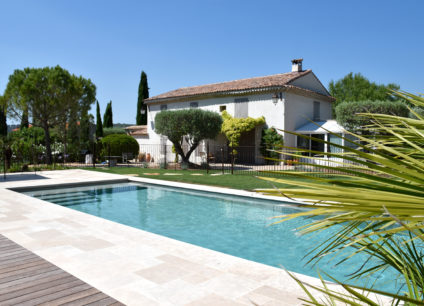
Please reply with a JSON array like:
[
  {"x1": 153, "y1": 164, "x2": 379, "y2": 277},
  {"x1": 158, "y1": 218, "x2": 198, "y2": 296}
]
[{"x1": 24, "y1": 182, "x2": 397, "y2": 291}]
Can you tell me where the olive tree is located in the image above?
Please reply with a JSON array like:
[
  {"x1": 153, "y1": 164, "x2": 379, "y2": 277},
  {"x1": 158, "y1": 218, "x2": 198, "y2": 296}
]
[{"x1": 155, "y1": 109, "x2": 222, "y2": 164}]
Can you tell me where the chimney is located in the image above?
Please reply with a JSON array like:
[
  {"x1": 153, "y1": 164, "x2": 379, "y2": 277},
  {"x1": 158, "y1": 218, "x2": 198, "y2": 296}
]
[{"x1": 291, "y1": 58, "x2": 303, "y2": 72}]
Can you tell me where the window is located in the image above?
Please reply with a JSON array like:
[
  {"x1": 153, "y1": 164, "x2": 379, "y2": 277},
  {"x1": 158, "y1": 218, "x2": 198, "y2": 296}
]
[
  {"x1": 313, "y1": 101, "x2": 320, "y2": 121},
  {"x1": 160, "y1": 104, "x2": 167, "y2": 111},
  {"x1": 328, "y1": 133, "x2": 343, "y2": 153},
  {"x1": 190, "y1": 102, "x2": 198, "y2": 108},
  {"x1": 234, "y1": 98, "x2": 249, "y2": 118},
  {"x1": 219, "y1": 105, "x2": 226, "y2": 112},
  {"x1": 310, "y1": 134, "x2": 325, "y2": 154}
]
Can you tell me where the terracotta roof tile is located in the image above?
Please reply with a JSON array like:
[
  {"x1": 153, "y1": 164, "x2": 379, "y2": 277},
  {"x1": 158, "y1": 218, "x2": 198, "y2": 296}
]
[
  {"x1": 125, "y1": 125, "x2": 148, "y2": 136},
  {"x1": 146, "y1": 70, "x2": 314, "y2": 102}
]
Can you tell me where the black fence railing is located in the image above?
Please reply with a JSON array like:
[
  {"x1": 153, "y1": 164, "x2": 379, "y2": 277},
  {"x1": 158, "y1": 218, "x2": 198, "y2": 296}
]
[{"x1": 1, "y1": 140, "x2": 366, "y2": 179}]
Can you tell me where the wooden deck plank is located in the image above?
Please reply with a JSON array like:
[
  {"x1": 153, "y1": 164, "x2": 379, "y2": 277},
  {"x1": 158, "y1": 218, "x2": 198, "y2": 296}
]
[
  {"x1": 0, "y1": 265, "x2": 59, "y2": 284},
  {"x1": 0, "y1": 262, "x2": 55, "y2": 280},
  {"x1": 0, "y1": 269, "x2": 67, "y2": 290},
  {"x1": 0, "y1": 272, "x2": 72, "y2": 296},
  {"x1": 0, "y1": 275, "x2": 76, "y2": 302},
  {"x1": 0, "y1": 235, "x2": 124, "y2": 306},
  {"x1": 0, "y1": 258, "x2": 46, "y2": 274},
  {"x1": 0, "y1": 249, "x2": 36, "y2": 260},
  {"x1": 0, "y1": 243, "x2": 21, "y2": 251},
  {"x1": 0, "y1": 256, "x2": 43, "y2": 270},
  {"x1": 60, "y1": 292, "x2": 111, "y2": 306},
  {"x1": 3, "y1": 280, "x2": 89, "y2": 305},
  {"x1": 86, "y1": 297, "x2": 119, "y2": 306},
  {"x1": 20, "y1": 284, "x2": 98, "y2": 306},
  {"x1": 38, "y1": 288, "x2": 100, "y2": 306},
  {"x1": 0, "y1": 254, "x2": 40, "y2": 268}
]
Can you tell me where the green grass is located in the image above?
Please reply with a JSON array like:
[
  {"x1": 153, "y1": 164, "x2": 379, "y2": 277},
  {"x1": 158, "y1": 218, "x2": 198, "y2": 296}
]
[{"x1": 87, "y1": 167, "x2": 309, "y2": 191}]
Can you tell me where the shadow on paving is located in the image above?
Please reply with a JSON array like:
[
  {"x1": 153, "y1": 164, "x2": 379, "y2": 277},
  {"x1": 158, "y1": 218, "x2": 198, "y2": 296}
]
[{"x1": 0, "y1": 173, "x2": 48, "y2": 182}]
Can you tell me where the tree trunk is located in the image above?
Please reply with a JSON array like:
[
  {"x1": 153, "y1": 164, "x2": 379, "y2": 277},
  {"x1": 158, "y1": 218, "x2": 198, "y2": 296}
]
[
  {"x1": 174, "y1": 141, "x2": 199, "y2": 165},
  {"x1": 43, "y1": 123, "x2": 52, "y2": 165}
]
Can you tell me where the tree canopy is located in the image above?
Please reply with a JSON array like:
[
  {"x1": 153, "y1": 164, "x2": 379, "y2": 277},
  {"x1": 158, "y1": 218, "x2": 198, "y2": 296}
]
[
  {"x1": 3, "y1": 66, "x2": 96, "y2": 164},
  {"x1": 155, "y1": 109, "x2": 222, "y2": 163},
  {"x1": 103, "y1": 100, "x2": 113, "y2": 128},
  {"x1": 136, "y1": 71, "x2": 149, "y2": 125},
  {"x1": 335, "y1": 100, "x2": 409, "y2": 131},
  {"x1": 329, "y1": 72, "x2": 400, "y2": 112}
]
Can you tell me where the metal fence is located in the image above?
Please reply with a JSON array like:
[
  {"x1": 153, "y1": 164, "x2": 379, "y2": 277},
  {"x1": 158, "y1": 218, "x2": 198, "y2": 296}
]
[{"x1": 1, "y1": 139, "x2": 364, "y2": 179}]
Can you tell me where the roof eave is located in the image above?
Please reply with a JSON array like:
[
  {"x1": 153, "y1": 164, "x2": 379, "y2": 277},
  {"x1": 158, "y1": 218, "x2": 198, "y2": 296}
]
[{"x1": 145, "y1": 84, "x2": 335, "y2": 104}]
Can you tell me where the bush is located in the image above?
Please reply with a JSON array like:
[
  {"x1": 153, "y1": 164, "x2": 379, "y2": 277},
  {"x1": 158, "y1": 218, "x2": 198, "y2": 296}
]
[
  {"x1": 260, "y1": 127, "x2": 284, "y2": 163},
  {"x1": 100, "y1": 134, "x2": 139, "y2": 160},
  {"x1": 103, "y1": 127, "x2": 126, "y2": 136},
  {"x1": 335, "y1": 100, "x2": 409, "y2": 131}
]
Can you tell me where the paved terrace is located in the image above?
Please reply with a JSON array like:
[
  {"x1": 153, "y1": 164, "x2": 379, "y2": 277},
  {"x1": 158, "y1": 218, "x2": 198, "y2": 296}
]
[{"x1": 0, "y1": 169, "x2": 385, "y2": 305}]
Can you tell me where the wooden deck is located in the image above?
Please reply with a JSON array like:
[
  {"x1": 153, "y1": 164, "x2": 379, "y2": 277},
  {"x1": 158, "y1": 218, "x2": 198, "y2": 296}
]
[{"x1": 0, "y1": 235, "x2": 124, "y2": 306}]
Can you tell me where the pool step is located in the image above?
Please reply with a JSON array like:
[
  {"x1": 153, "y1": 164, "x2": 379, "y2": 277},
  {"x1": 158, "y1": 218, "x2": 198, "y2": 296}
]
[
  {"x1": 37, "y1": 194, "x2": 101, "y2": 207},
  {"x1": 58, "y1": 197, "x2": 101, "y2": 207}
]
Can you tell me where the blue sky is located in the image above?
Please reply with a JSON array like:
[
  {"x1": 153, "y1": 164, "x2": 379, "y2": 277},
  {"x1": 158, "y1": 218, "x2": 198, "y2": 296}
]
[{"x1": 1, "y1": 0, "x2": 423, "y2": 124}]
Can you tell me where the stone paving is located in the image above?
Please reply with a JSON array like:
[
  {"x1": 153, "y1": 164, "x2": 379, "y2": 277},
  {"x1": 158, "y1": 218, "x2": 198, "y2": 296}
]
[{"x1": 0, "y1": 169, "x2": 386, "y2": 305}]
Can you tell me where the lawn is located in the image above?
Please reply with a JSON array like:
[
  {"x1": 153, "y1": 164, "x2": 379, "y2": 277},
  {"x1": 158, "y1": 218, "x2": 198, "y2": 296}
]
[{"x1": 87, "y1": 167, "x2": 307, "y2": 191}]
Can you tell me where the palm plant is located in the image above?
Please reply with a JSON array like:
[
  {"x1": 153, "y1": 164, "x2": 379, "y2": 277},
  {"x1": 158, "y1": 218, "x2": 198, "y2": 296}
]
[{"x1": 257, "y1": 91, "x2": 424, "y2": 305}]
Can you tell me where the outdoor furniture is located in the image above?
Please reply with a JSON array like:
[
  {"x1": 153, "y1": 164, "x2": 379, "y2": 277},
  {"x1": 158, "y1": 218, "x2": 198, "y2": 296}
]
[
  {"x1": 122, "y1": 152, "x2": 133, "y2": 163},
  {"x1": 104, "y1": 155, "x2": 120, "y2": 167}
]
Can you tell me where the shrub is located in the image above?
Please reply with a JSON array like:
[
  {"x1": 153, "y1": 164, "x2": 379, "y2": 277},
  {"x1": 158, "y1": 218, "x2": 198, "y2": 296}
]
[
  {"x1": 335, "y1": 100, "x2": 409, "y2": 131},
  {"x1": 100, "y1": 134, "x2": 139, "y2": 160},
  {"x1": 221, "y1": 111, "x2": 265, "y2": 149},
  {"x1": 260, "y1": 127, "x2": 284, "y2": 163}
]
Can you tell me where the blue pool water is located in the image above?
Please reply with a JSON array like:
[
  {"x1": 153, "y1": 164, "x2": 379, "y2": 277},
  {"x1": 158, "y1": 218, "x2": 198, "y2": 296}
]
[{"x1": 24, "y1": 182, "x2": 399, "y2": 291}]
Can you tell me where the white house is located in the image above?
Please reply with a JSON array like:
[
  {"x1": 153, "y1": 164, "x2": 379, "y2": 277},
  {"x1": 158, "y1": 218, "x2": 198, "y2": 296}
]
[{"x1": 128, "y1": 59, "x2": 338, "y2": 164}]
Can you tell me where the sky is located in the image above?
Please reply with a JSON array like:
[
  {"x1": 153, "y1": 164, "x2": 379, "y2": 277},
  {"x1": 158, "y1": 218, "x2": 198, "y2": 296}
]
[{"x1": 1, "y1": 0, "x2": 423, "y2": 124}]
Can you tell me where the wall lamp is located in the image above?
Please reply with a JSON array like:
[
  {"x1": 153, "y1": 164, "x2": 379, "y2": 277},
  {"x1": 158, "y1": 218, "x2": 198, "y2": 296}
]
[{"x1": 272, "y1": 92, "x2": 283, "y2": 105}]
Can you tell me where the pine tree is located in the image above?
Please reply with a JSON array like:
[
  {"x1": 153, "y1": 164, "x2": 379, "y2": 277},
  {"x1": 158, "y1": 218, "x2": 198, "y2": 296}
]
[
  {"x1": 103, "y1": 100, "x2": 113, "y2": 128},
  {"x1": 136, "y1": 71, "x2": 149, "y2": 125},
  {"x1": 96, "y1": 101, "x2": 103, "y2": 138}
]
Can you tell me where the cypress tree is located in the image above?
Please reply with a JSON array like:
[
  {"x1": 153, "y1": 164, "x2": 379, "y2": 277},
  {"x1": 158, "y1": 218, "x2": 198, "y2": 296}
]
[
  {"x1": 20, "y1": 108, "x2": 29, "y2": 129},
  {"x1": 103, "y1": 100, "x2": 113, "y2": 128},
  {"x1": 0, "y1": 107, "x2": 7, "y2": 137},
  {"x1": 96, "y1": 101, "x2": 103, "y2": 138},
  {"x1": 136, "y1": 71, "x2": 149, "y2": 125}
]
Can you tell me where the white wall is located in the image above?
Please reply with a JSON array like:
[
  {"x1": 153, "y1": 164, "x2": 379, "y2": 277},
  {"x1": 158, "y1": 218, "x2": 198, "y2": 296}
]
[
  {"x1": 289, "y1": 72, "x2": 329, "y2": 96},
  {"x1": 283, "y1": 92, "x2": 332, "y2": 148},
  {"x1": 139, "y1": 89, "x2": 332, "y2": 163},
  {"x1": 146, "y1": 93, "x2": 285, "y2": 144}
]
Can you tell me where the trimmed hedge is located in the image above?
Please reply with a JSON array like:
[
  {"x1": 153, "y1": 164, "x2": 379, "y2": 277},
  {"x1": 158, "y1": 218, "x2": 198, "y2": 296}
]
[
  {"x1": 336, "y1": 100, "x2": 409, "y2": 131},
  {"x1": 100, "y1": 134, "x2": 139, "y2": 160}
]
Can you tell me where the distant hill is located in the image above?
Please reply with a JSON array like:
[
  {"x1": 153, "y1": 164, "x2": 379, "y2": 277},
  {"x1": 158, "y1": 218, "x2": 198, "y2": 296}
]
[
  {"x1": 7, "y1": 124, "x2": 20, "y2": 133},
  {"x1": 113, "y1": 123, "x2": 134, "y2": 128}
]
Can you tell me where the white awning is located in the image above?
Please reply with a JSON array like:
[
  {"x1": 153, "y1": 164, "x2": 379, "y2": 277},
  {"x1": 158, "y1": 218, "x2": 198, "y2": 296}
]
[{"x1": 295, "y1": 120, "x2": 345, "y2": 134}]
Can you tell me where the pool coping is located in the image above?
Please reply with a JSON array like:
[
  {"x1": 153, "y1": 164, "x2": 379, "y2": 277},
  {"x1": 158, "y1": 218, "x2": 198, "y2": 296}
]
[
  {"x1": 125, "y1": 176, "x2": 308, "y2": 207},
  {"x1": 0, "y1": 169, "x2": 390, "y2": 305}
]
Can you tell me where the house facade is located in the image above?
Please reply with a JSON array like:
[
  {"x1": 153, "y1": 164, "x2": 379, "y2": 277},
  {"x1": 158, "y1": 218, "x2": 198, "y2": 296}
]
[{"x1": 129, "y1": 59, "x2": 336, "y2": 164}]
